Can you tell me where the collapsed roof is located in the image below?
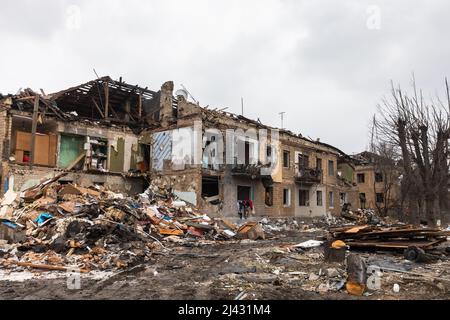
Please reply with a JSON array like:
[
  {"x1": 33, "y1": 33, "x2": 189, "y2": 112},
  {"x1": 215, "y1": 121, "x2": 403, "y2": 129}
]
[{"x1": 6, "y1": 76, "x2": 168, "y2": 131}]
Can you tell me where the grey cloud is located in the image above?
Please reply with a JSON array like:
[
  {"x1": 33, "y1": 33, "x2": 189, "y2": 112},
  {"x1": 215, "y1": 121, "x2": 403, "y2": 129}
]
[{"x1": 1, "y1": 0, "x2": 449, "y2": 154}]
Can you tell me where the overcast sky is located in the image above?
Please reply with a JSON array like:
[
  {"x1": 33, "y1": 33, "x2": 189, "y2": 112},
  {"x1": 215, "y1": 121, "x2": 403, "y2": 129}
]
[{"x1": 1, "y1": 0, "x2": 449, "y2": 154}]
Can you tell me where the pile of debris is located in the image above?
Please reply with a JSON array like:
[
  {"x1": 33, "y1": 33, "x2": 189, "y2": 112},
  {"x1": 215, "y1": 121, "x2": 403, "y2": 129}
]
[
  {"x1": 328, "y1": 224, "x2": 450, "y2": 261},
  {"x1": 0, "y1": 173, "x2": 265, "y2": 273}
]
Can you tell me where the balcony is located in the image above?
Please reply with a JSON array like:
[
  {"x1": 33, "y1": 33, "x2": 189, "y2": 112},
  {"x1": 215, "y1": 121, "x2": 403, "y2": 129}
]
[
  {"x1": 295, "y1": 167, "x2": 322, "y2": 185},
  {"x1": 231, "y1": 162, "x2": 274, "y2": 179},
  {"x1": 231, "y1": 164, "x2": 263, "y2": 179}
]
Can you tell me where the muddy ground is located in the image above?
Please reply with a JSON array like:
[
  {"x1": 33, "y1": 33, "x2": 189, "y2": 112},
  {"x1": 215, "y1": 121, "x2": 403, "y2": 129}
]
[{"x1": 1, "y1": 229, "x2": 449, "y2": 300}]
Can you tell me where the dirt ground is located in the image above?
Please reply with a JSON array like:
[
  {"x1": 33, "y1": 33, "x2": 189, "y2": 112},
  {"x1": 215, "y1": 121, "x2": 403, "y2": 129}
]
[{"x1": 1, "y1": 229, "x2": 449, "y2": 300}]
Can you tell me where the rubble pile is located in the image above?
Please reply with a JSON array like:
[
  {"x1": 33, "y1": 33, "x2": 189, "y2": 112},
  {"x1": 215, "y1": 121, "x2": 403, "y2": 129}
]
[
  {"x1": 329, "y1": 224, "x2": 450, "y2": 249},
  {"x1": 334, "y1": 208, "x2": 402, "y2": 226},
  {"x1": 0, "y1": 173, "x2": 264, "y2": 273}
]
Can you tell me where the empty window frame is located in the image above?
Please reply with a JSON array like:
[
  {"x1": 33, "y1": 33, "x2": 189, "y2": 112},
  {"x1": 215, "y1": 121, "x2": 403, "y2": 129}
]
[
  {"x1": 339, "y1": 192, "x2": 347, "y2": 205},
  {"x1": 283, "y1": 188, "x2": 291, "y2": 206},
  {"x1": 298, "y1": 154, "x2": 309, "y2": 168},
  {"x1": 283, "y1": 151, "x2": 290, "y2": 168},
  {"x1": 316, "y1": 190, "x2": 323, "y2": 206},
  {"x1": 375, "y1": 172, "x2": 383, "y2": 183},
  {"x1": 359, "y1": 193, "x2": 366, "y2": 209},
  {"x1": 299, "y1": 189, "x2": 309, "y2": 206},
  {"x1": 316, "y1": 158, "x2": 322, "y2": 171},
  {"x1": 237, "y1": 185, "x2": 251, "y2": 201},
  {"x1": 265, "y1": 187, "x2": 274, "y2": 206},
  {"x1": 357, "y1": 173, "x2": 365, "y2": 183},
  {"x1": 202, "y1": 176, "x2": 219, "y2": 197},
  {"x1": 329, "y1": 191, "x2": 334, "y2": 207},
  {"x1": 376, "y1": 193, "x2": 384, "y2": 203},
  {"x1": 328, "y1": 160, "x2": 335, "y2": 176}
]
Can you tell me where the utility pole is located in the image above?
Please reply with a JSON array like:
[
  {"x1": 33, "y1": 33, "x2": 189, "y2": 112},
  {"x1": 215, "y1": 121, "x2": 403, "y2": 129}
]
[
  {"x1": 279, "y1": 112, "x2": 286, "y2": 129},
  {"x1": 241, "y1": 97, "x2": 244, "y2": 116}
]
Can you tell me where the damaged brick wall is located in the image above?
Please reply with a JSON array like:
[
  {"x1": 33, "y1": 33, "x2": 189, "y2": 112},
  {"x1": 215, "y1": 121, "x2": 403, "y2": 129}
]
[
  {"x1": 150, "y1": 169, "x2": 201, "y2": 206},
  {"x1": 2, "y1": 163, "x2": 145, "y2": 194}
]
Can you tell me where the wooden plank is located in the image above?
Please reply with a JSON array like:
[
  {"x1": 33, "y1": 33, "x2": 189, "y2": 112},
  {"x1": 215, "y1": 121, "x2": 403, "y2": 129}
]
[
  {"x1": 15, "y1": 150, "x2": 24, "y2": 163},
  {"x1": 66, "y1": 152, "x2": 86, "y2": 170},
  {"x1": 34, "y1": 134, "x2": 50, "y2": 166},
  {"x1": 138, "y1": 93, "x2": 142, "y2": 120},
  {"x1": 48, "y1": 134, "x2": 57, "y2": 167},
  {"x1": 91, "y1": 97, "x2": 104, "y2": 118},
  {"x1": 29, "y1": 96, "x2": 39, "y2": 169},
  {"x1": 16, "y1": 131, "x2": 32, "y2": 151},
  {"x1": 104, "y1": 81, "x2": 109, "y2": 118},
  {"x1": 15, "y1": 261, "x2": 90, "y2": 273},
  {"x1": 158, "y1": 228, "x2": 184, "y2": 236},
  {"x1": 347, "y1": 239, "x2": 445, "y2": 249}
]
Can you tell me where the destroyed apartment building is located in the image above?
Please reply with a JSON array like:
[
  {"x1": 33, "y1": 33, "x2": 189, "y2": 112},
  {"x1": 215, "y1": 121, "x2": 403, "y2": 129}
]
[{"x1": 0, "y1": 76, "x2": 361, "y2": 219}]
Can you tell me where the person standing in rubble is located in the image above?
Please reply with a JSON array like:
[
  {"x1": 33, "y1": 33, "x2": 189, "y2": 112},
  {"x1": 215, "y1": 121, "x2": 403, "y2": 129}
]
[
  {"x1": 238, "y1": 200, "x2": 244, "y2": 220},
  {"x1": 243, "y1": 199, "x2": 254, "y2": 219}
]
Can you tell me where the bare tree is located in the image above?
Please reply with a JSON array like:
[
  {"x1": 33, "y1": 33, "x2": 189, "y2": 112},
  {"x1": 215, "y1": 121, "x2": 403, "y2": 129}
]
[
  {"x1": 374, "y1": 76, "x2": 450, "y2": 227},
  {"x1": 370, "y1": 143, "x2": 400, "y2": 217}
]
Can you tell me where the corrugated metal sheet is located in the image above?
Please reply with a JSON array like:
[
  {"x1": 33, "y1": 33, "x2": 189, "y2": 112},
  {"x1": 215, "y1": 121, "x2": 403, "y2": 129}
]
[{"x1": 152, "y1": 131, "x2": 172, "y2": 171}]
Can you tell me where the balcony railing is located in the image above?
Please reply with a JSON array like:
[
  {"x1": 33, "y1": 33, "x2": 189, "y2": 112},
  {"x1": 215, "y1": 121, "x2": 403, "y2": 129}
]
[
  {"x1": 231, "y1": 162, "x2": 273, "y2": 179},
  {"x1": 231, "y1": 164, "x2": 263, "y2": 178},
  {"x1": 295, "y1": 167, "x2": 322, "y2": 184}
]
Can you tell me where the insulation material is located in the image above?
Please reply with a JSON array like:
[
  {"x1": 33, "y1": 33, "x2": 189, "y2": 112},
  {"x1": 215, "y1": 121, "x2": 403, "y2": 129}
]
[{"x1": 173, "y1": 190, "x2": 197, "y2": 206}]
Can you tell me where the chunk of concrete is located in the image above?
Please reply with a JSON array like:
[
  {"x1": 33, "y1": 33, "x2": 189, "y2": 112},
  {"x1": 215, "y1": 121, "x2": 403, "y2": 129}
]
[{"x1": 0, "y1": 223, "x2": 26, "y2": 243}]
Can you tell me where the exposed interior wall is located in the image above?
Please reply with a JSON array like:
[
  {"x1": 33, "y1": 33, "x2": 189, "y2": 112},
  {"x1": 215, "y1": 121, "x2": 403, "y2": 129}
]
[
  {"x1": 109, "y1": 137, "x2": 125, "y2": 172},
  {"x1": 10, "y1": 116, "x2": 58, "y2": 167},
  {"x1": 150, "y1": 169, "x2": 201, "y2": 206},
  {"x1": 1, "y1": 163, "x2": 145, "y2": 194},
  {"x1": 151, "y1": 125, "x2": 201, "y2": 172},
  {"x1": 59, "y1": 122, "x2": 138, "y2": 173},
  {"x1": 58, "y1": 134, "x2": 85, "y2": 168}
]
